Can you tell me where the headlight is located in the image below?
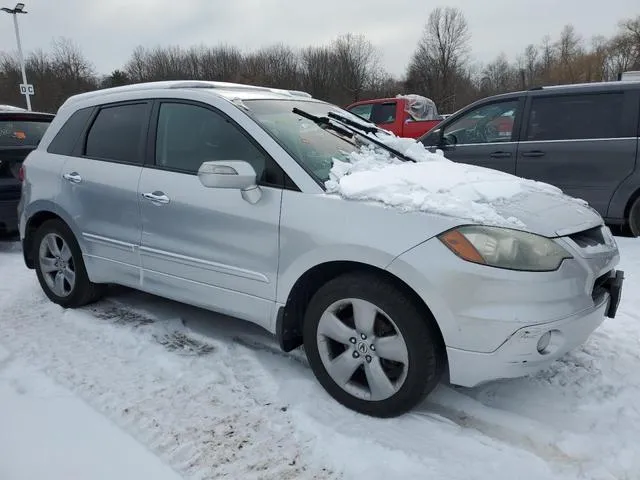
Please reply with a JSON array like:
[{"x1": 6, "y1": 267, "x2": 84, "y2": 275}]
[{"x1": 438, "y1": 226, "x2": 572, "y2": 272}]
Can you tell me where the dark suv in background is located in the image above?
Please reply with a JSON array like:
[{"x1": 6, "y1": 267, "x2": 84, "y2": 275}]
[
  {"x1": 0, "y1": 106, "x2": 54, "y2": 239},
  {"x1": 419, "y1": 81, "x2": 640, "y2": 236}
]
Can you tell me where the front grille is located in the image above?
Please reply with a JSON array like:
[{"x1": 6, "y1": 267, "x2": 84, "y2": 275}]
[{"x1": 570, "y1": 226, "x2": 606, "y2": 248}]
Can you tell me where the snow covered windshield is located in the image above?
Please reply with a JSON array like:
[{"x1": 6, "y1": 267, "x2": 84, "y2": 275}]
[{"x1": 242, "y1": 99, "x2": 388, "y2": 184}]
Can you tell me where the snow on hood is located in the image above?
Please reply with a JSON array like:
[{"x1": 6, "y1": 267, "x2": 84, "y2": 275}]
[{"x1": 325, "y1": 133, "x2": 589, "y2": 229}]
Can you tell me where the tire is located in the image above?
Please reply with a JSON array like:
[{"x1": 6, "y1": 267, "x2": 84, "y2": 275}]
[
  {"x1": 33, "y1": 219, "x2": 104, "y2": 308},
  {"x1": 303, "y1": 272, "x2": 444, "y2": 418},
  {"x1": 628, "y1": 198, "x2": 640, "y2": 238}
]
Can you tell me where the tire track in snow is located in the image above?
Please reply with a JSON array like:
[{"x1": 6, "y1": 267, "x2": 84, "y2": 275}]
[{"x1": 0, "y1": 262, "x2": 336, "y2": 480}]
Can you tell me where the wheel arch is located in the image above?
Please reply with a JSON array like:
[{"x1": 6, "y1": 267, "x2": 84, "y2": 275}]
[
  {"x1": 22, "y1": 204, "x2": 83, "y2": 269},
  {"x1": 23, "y1": 210, "x2": 66, "y2": 268},
  {"x1": 276, "y1": 260, "x2": 447, "y2": 369}
]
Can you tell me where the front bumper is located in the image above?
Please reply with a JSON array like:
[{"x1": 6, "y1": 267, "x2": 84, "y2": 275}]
[
  {"x1": 446, "y1": 278, "x2": 621, "y2": 387},
  {"x1": 386, "y1": 228, "x2": 623, "y2": 388}
]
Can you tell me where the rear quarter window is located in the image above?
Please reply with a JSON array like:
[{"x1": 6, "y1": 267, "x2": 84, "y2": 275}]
[{"x1": 47, "y1": 107, "x2": 94, "y2": 156}]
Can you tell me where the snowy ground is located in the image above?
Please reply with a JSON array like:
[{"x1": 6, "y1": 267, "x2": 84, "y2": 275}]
[{"x1": 1, "y1": 237, "x2": 639, "y2": 480}]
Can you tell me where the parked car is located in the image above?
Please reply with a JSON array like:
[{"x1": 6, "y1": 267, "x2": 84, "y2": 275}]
[
  {"x1": 419, "y1": 81, "x2": 640, "y2": 236},
  {"x1": 19, "y1": 81, "x2": 624, "y2": 417},
  {"x1": 0, "y1": 106, "x2": 54, "y2": 238},
  {"x1": 346, "y1": 94, "x2": 442, "y2": 138}
]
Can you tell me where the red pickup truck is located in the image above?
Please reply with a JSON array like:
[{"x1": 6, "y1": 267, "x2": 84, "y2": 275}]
[{"x1": 346, "y1": 95, "x2": 443, "y2": 138}]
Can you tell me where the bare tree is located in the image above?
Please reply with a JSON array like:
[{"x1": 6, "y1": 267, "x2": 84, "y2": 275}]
[
  {"x1": 300, "y1": 46, "x2": 336, "y2": 100},
  {"x1": 199, "y1": 45, "x2": 243, "y2": 82},
  {"x1": 406, "y1": 7, "x2": 470, "y2": 112},
  {"x1": 620, "y1": 15, "x2": 640, "y2": 65},
  {"x1": 332, "y1": 33, "x2": 379, "y2": 103},
  {"x1": 482, "y1": 53, "x2": 517, "y2": 94},
  {"x1": 556, "y1": 25, "x2": 583, "y2": 83},
  {"x1": 241, "y1": 44, "x2": 300, "y2": 88}
]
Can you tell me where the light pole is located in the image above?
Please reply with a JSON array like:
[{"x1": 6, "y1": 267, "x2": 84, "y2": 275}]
[{"x1": 1, "y1": 3, "x2": 31, "y2": 111}]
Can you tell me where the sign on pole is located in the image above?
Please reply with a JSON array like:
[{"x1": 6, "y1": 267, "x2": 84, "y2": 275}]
[{"x1": 19, "y1": 83, "x2": 34, "y2": 95}]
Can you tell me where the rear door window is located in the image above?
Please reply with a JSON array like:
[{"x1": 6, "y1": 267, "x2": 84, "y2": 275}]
[
  {"x1": 85, "y1": 102, "x2": 150, "y2": 164},
  {"x1": 371, "y1": 102, "x2": 397, "y2": 124},
  {"x1": 525, "y1": 93, "x2": 626, "y2": 141}
]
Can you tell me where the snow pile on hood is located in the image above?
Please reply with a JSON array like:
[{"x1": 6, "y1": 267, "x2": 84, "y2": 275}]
[{"x1": 326, "y1": 134, "x2": 581, "y2": 228}]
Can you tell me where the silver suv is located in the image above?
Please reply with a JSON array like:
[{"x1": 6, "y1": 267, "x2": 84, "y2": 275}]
[{"x1": 18, "y1": 81, "x2": 624, "y2": 417}]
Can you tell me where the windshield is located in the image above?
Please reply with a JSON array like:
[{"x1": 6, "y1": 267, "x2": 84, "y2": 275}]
[
  {"x1": 241, "y1": 99, "x2": 377, "y2": 184},
  {"x1": 0, "y1": 120, "x2": 51, "y2": 148}
]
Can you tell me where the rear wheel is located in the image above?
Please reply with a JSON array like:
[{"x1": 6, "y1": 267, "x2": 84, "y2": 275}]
[
  {"x1": 33, "y1": 219, "x2": 104, "y2": 307},
  {"x1": 628, "y1": 198, "x2": 640, "y2": 238},
  {"x1": 303, "y1": 273, "x2": 444, "y2": 418}
]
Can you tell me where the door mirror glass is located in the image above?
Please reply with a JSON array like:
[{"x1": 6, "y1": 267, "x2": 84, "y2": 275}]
[
  {"x1": 443, "y1": 132, "x2": 458, "y2": 147},
  {"x1": 197, "y1": 160, "x2": 257, "y2": 190}
]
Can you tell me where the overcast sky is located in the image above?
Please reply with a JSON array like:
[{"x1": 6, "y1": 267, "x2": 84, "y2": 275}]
[{"x1": 0, "y1": 0, "x2": 637, "y2": 78}]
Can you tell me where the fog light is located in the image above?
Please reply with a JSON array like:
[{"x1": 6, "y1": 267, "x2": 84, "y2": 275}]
[{"x1": 537, "y1": 331, "x2": 552, "y2": 354}]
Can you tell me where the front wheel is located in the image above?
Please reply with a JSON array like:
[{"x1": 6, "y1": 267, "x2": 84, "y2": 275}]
[
  {"x1": 33, "y1": 219, "x2": 104, "y2": 308},
  {"x1": 303, "y1": 273, "x2": 444, "y2": 418}
]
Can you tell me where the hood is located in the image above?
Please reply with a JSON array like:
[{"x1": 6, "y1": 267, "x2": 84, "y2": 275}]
[
  {"x1": 325, "y1": 138, "x2": 603, "y2": 238},
  {"x1": 491, "y1": 189, "x2": 602, "y2": 237}
]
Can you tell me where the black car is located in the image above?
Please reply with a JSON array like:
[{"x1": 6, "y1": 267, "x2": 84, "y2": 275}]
[
  {"x1": 0, "y1": 106, "x2": 54, "y2": 239},
  {"x1": 419, "y1": 80, "x2": 640, "y2": 236}
]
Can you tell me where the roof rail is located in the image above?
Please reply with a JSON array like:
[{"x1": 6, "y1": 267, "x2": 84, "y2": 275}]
[{"x1": 59, "y1": 80, "x2": 313, "y2": 110}]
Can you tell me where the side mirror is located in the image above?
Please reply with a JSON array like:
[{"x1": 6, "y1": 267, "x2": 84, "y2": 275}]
[
  {"x1": 197, "y1": 160, "x2": 262, "y2": 203},
  {"x1": 442, "y1": 132, "x2": 457, "y2": 149},
  {"x1": 420, "y1": 128, "x2": 441, "y2": 147}
]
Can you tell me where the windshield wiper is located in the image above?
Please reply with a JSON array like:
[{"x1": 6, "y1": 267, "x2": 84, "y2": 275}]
[
  {"x1": 327, "y1": 112, "x2": 379, "y2": 134},
  {"x1": 292, "y1": 108, "x2": 415, "y2": 163},
  {"x1": 292, "y1": 108, "x2": 354, "y2": 139}
]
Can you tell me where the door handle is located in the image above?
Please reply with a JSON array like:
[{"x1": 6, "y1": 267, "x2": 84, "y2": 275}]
[
  {"x1": 62, "y1": 172, "x2": 82, "y2": 183},
  {"x1": 142, "y1": 191, "x2": 170, "y2": 205},
  {"x1": 521, "y1": 150, "x2": 546, "y2": 158},
  {"x1": 489, "y1": 151, "x2": 512, "y2": 158}
]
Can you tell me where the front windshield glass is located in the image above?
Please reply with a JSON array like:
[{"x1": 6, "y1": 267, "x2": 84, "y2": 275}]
[{"x1": 241, "y1": 99, "x2": 374, "y2": 184}]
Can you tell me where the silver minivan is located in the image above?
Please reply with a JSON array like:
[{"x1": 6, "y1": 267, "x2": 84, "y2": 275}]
[{"x1": 18, "y1": 81, "x2": 624, "y2": 417}]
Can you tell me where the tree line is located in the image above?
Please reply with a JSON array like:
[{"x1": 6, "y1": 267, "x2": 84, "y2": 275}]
[{"x1": 1, "y1": 8, "x2": 639, "y2": 114}]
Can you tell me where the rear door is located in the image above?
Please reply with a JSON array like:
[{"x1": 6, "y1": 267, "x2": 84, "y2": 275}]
[
  {"x1": 516, "y1": 90, "x2": 638, "y2": 216},
  {"x1": 57, "y1": 101, "x2": 151, "y2": 286},
  {"x1": 422, "y1": 97, "x2": 523, "y2": 174}
]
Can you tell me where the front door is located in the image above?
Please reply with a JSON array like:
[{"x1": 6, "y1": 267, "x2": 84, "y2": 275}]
[
  {"x1": 138, "y1": 100, "x2": 283, "y2": 328},
  {"x1": 516, "y1": 91, "x2": 638, "y2": 217},
  {"x1": 58, "y1": 101, "x2": 150, "y2": 286},
  {"x1": 425, "y1": 98, "x2": 523, "y2": 174}
]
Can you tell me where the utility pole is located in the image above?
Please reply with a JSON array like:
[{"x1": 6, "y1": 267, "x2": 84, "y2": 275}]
[{"x1": 1, "y1": 3, "x2": 32, "y2": 111}]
